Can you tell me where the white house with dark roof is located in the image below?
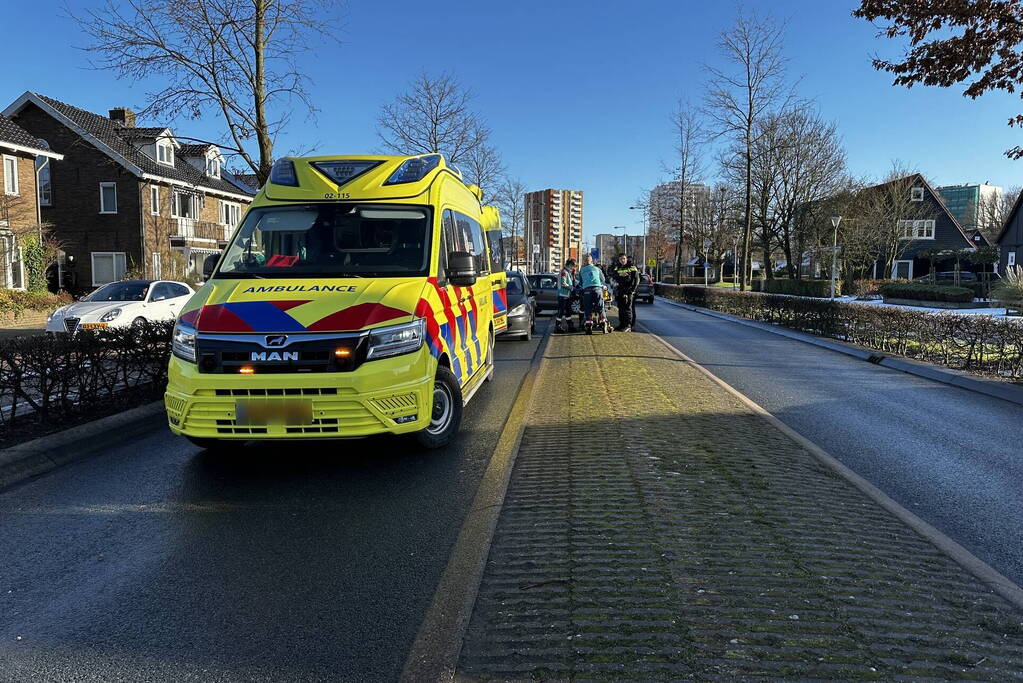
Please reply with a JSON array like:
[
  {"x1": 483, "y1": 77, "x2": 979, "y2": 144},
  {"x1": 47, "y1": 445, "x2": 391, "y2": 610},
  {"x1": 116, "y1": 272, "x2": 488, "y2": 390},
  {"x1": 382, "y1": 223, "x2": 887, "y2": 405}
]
[
  {"x1": 1, "y1": 92, "x2": 255, "y2": 290},
  {"x1": 0, "y1": 114, "x2": 63, "y2": 289}
]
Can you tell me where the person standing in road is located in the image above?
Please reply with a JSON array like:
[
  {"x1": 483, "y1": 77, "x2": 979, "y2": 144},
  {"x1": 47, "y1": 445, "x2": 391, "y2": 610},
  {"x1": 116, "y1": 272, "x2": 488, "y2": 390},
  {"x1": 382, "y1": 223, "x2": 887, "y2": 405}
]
[
  {"x1": 610, "y1": 253, "x2": 639, "y2": 331},
  {"x1": 555, "y1": 258, "x2": 577, "y2": 333}
]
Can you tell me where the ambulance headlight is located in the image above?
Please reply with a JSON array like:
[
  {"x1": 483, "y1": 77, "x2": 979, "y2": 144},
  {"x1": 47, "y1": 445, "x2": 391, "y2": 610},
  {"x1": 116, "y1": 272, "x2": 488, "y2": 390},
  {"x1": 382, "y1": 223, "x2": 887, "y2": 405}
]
[
  {"x1": 172, "y1": 322, "x2": 197, "y2": 363},
  {"x1": 366, "y1": 319, "x2": 425, "y2": 360},
  {"x1": 385, "y1": 155, "x2": 441, "y2": 185}
]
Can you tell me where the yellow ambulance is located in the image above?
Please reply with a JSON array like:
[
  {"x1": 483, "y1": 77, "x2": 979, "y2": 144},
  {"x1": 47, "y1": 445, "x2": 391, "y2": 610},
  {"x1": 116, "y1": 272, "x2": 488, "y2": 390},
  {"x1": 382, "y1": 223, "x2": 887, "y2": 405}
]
[{"x1": 165, "y1": 154, "x2": 508, "y2": 449}]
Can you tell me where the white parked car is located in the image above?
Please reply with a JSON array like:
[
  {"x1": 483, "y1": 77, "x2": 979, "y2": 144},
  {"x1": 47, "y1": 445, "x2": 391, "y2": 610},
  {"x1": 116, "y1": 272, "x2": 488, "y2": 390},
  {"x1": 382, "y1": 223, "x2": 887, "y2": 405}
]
[{"x1": 46, "y1": 280, "x2": 194, "y2": 334}]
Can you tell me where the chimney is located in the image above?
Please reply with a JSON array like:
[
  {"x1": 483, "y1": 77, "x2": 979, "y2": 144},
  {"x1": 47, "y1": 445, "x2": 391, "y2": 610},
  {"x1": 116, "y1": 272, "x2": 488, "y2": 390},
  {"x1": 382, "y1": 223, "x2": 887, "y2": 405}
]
[{"x1": 108, "y1": 107, "x2": 136, "y2": 127}]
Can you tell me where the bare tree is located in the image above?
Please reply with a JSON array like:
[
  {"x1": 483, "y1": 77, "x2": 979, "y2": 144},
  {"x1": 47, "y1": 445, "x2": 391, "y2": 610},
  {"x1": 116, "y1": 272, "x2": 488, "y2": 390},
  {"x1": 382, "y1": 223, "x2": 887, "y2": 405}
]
[
  {"x1": 665, "y1": 100, "x2": 708, "y2": 280},
  {"x1": 704, "y1": 10, "x2": 789, "y2": 290},
  {"x1": 977, "y1": 186, "x2": 1020, "y2": 243},
  {"x1": 493, "y1": 177, "x2": 527, "y2": 266},
  {"x1": 377, "y1": 72, "x2": 491, "y2": 167},
  {"x1": 73, "y1": 0, "x2": 342, "y2": 185},
  {"x1": 461, "y1": 143, "x2": 505, "y2": 195}
]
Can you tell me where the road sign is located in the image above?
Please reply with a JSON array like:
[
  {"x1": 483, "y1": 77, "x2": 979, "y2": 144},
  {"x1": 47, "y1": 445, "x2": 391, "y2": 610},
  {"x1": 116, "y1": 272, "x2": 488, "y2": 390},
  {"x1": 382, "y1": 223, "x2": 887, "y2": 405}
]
[
  {"x1": 532, "y1": 244, "x2": 540, "y2": 254},
  {"x1": 647, "y1": 259, "x2": 656, "y2": 268},
  {"x1": 592, "y1": 248, "x2": 600, "y2": 260}
]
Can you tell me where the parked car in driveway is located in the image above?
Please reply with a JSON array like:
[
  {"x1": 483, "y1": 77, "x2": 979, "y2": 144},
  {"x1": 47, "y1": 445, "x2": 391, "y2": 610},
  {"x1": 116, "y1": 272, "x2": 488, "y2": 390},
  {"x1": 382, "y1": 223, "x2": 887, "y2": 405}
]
[
  {"x1": 526, "y1": 273, "x2": 559, "y2": 313},
  {"x1": 636, "y1": 273, "x2": 654, "y2": 303},
  {"x1": 500, "y1": 270, "x2": 536, "y2": 340},
  {"x1": 46, "y1": 280, "x2": 194, "y2": 334}
]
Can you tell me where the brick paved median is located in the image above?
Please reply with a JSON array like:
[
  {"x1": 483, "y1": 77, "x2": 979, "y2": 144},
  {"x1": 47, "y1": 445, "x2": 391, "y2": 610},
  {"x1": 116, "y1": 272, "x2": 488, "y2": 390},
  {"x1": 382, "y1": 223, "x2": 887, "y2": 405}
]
[{"x1": 457, "y1": 331, "x2": 1023, "y2": 680}]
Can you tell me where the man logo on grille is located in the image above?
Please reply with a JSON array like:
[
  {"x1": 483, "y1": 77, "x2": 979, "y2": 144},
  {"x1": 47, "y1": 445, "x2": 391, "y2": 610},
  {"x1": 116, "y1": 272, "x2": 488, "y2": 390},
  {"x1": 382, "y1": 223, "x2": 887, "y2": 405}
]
[{"x1": 265, "y1": 335, "x2": 288, "y2": 347}]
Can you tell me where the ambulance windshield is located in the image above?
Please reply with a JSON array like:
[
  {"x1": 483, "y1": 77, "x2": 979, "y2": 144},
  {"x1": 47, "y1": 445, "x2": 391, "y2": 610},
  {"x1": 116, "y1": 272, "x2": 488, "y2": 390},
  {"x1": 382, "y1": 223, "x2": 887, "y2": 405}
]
[{"x1": 216, "y1": 203, "x2": 432, "y2": 278}]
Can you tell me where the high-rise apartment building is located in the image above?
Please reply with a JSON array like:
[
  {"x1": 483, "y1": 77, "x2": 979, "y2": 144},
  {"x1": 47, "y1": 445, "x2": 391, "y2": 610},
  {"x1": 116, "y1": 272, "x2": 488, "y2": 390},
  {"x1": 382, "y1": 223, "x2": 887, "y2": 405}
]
[
  {"x1": 593, "y1": 233, "x2": 644, "y2": 265},
  {"x1": 524, "y1": 189, "x2": 583, "y2": 273},
  {"x1": 936, "y1": 183, "x2": 1003, "y2": 232}
]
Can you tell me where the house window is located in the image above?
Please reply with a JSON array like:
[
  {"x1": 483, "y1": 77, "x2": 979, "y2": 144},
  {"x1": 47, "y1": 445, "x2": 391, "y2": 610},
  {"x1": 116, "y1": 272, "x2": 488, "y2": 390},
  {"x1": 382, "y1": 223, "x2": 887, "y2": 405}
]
[
  {"x1": 1010, "y1": 252, "x2": 1017, "y2": 267},
  {"x1": 897, "y1": 219, "x2": 935, "y2": 240},
  {"x1": 220, "y1": 200, "x2": 241, "y2": 229},
  {"x1": 36, "y1": 157, "x2": 51, "y2": 206},
  {"x1": 91, "y1": 252, "x2": 126, "y2": 285},
  {"x1": 150, "y1": 186, "x2": 160, "y2": 215},
  {"x1": 99, "y1": 182, "x2": 117, "y2": 213},
  {"x1": 152, "y1": 252, "x2": 162, "y2": 279},
  {"x1": 2, "y1": 155, "x2": 18, "y2": 196},
  {"x1": 172, "y1": 190, "x2": 201, "y2": 219},
  {"x1": 156, "y1": 139, "x2": 174, "y2": 166},
  {"x1": 911, "y1": 187, "x2": 924, "y2": 202},
  {"x1": 207, "y1": 157, "x2": 220, "y2": 178}
]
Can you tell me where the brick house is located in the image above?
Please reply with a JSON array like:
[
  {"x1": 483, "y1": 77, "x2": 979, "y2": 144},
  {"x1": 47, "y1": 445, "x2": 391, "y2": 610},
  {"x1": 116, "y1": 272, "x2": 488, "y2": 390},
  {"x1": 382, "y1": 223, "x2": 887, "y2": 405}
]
[
  {"x1": 2, "y1": 92, "x2": 255, "y2": 291},
  {"x1": 0, "y1": 115, "x2": 64, "y2": 289}
]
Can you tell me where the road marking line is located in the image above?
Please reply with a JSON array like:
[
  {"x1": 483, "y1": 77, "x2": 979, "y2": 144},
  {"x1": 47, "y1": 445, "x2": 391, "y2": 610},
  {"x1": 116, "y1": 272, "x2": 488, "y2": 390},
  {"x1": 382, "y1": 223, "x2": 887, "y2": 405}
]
[
  {"x1": 400, "y1": 324, "x2": 554, "y2": 683},
  {"x1": 639, "y1": 323, "x2": 1023, "y2": 612}
]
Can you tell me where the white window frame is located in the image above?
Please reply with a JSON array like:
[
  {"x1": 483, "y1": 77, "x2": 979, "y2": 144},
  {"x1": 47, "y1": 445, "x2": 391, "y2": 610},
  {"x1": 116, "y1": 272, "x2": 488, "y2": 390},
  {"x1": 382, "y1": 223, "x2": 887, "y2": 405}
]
[
  {"x1": 892, "y1": 259, "x2": 914, "y2": 280},
  {"x1": 99, "y1": 182, "x2": 118, "y2": 214},
  {"x1": 911, "y1": 187, "x2": 924, "y2": 202},
  {"x1": 156, "y1": 139, "x2": 174, "y2": 166},
  {"x1": 3, "y1": 155, "x2": 19, "y2": 196},
  {"x1": 220, "y1": 200, "x2": 241, "y2": 229},
  {"x1": 1009, "y1": 251, "x2": 1017, "y2": 267},
  {"x1": 150, "y1": 186, "x2": 160, "y2": 216},
  {"x1": 152, "y1": 252, "x2": 162, "y2": 279},
  {"x1": 897, "y1": 219, "x2": 935, "y2": 240},
  {"x1": 207, "y1": 156, "x2": 221, "y2": 178},
  {"x1": 36, "y1": 156, "x2": 51, "y2": 206},
  {"x1": 91, "y1": 251, "x2": 127, "y2": 286}
]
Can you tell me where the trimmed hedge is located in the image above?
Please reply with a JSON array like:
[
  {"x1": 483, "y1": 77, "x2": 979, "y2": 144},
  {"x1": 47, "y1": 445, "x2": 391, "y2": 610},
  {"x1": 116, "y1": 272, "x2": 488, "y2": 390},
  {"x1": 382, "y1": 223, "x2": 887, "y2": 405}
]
[
  {"x1": 0, "y1": 322, "x2": 172, "y2": 443},
  {"x1": 751, "y1": 279, "x2": 840, "y2": 297},
  {"x1": 880, "y1": 283, "x2": 974, "y2": 303},
  {"x1": 656, "y1": 284, "x2": 1023, "y2": 379}
]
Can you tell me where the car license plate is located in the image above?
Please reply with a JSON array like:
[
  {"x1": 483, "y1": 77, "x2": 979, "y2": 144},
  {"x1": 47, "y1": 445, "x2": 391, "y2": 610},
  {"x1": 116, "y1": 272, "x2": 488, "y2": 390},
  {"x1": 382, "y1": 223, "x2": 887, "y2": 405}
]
[{"x1": 235, "y1": 399, "x2": 313, "y2": 426}]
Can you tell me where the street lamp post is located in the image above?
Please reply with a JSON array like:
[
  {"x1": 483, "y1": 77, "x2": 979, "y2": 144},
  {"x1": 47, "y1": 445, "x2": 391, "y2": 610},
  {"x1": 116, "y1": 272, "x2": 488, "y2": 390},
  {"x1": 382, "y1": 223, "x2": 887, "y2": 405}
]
[
  {"x1": 628, "y1": 206, "x2": 648, "y2": 274},
  {"x1": 830, "y1": 214, "x2": 842, "y2": 299},
  {"x1": 612, "y1": 225, "x2": 628, "y2": 259}
]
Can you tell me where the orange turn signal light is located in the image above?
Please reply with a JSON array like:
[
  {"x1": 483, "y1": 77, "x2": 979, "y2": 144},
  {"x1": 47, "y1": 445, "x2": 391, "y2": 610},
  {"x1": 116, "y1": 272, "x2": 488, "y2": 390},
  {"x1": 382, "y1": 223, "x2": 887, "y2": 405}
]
[
  {"x1": 334, "y1": 348, "x2": 351, "y2": 358},
  {"x1": 239, "y1": 365, "x2": 255, "y2": 375}
]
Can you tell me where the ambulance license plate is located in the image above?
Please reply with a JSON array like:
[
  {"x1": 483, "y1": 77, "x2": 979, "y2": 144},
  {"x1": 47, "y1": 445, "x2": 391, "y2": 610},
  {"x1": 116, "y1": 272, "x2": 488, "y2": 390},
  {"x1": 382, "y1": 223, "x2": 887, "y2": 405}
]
[{"x1": 235, "y1": 399, "x2": 313, "y2": 426}]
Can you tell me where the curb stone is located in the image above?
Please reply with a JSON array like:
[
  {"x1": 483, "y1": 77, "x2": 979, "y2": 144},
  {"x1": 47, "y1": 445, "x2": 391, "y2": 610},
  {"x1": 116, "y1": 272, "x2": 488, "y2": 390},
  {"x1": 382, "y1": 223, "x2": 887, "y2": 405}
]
[
  {"x1": 655, "y1": 295, "x2": 1023, "y2": 407},
  {"x1": 400, "y1": 329, "x2": 553, "y2": 683},
  {"x1": 0, "y1": 401, "x2": 165, "y2": 490}
]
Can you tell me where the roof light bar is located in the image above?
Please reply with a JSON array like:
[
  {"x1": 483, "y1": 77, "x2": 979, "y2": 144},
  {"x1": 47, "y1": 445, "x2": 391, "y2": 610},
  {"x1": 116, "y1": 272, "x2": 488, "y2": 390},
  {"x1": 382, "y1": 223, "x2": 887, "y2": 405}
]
[
  {"x1": 311, "y1": 160, "x2": 382, "y2": 188},
  {"x1": 269, "y1": 158, "x2": 299, "y2": 186},
  {"x1": 385, "y1": 155, "x2": 441, "y2": 185}
]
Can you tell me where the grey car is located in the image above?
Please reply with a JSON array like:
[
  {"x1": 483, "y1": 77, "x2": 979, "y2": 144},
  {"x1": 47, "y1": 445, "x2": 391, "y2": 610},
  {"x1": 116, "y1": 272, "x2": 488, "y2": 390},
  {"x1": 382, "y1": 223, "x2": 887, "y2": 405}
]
[
  {"x1": 636, "y1": 273, "x2": 655, "y2": 303},
  {"x1": 526, "y1": 273, "x2": 560, "y2": 314},
  {"x1": 500, "y1": 270, "x2": 537, "y2": 341}
]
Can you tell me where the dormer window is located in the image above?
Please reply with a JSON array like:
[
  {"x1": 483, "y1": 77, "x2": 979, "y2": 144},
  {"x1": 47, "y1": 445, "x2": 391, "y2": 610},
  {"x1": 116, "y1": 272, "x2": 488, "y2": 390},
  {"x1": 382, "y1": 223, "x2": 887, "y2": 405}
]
[
  {"x1": 156, "y1": 139, "x2": 174, "y2": 166},
  {"x1": 207, "y1": 157, "x2": 220, "y2": 178},
  {"x1": 911, "y1": 186, "x2": 924, "y2": 202}
]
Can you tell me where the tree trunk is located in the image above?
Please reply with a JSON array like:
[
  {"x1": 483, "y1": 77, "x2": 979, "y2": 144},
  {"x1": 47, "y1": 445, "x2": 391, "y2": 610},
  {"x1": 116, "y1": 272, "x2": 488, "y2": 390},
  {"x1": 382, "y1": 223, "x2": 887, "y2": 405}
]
[
  {"x1": 742, "y1": 136, "x2": 753, "y2": 290},
  {"x1": 253, "y1": 0, "x2": 273, "y2": 185}
]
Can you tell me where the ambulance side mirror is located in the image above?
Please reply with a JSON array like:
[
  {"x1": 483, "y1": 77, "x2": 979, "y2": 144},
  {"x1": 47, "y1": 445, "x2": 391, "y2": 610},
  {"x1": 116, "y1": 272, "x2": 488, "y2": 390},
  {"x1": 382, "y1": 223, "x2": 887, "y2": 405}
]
[
  {"x1": 203, "y1": 253, "x2": 220, "y2": 280},
  {"x1": 447, "y1": 251, "x2": 477, "y2": 286}
]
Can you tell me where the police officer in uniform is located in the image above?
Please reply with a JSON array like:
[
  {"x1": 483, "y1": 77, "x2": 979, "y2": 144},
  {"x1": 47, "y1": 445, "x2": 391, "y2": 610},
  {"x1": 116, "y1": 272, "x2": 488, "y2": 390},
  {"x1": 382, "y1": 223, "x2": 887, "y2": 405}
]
[{"x1": 610, "y1": 253, "x2": 639, "y2": 331}]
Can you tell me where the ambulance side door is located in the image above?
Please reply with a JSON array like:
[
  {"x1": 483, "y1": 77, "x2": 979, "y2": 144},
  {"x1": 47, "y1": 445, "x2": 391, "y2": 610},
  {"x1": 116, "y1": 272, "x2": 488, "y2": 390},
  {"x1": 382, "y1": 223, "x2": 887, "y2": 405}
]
[
  {"x1": 439, "y1": 209, "x2": 476, "y2": 384},
  {"x1": 451, "y1": 210, "x2": 490, "y2": 376}
]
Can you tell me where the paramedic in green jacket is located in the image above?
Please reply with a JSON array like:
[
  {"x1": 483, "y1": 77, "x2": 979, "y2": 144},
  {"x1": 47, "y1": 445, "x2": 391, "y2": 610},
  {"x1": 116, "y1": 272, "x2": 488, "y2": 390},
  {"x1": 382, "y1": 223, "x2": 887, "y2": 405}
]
[{"x1": 555, "y1": 258, "x2": 577, "y2": 333}]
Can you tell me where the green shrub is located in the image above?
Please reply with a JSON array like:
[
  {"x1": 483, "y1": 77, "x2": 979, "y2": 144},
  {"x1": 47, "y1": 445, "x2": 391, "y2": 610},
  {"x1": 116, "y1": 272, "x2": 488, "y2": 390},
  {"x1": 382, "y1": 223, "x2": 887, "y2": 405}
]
[
  {"x1": 750, "y1": 279, "x2": 839, "y2": 297},
  {"x1": 0, "y1": 290, "x2": 73, "y2": 317},
  {"x1": 654, "y1": 283, "x2": 1023, "y2": 379},
  {"x1": 993, "y1": 265, "x2": 1023, "y2": 305},
  {"x1": 880, "y1": 283, "x2": 974, "y2": 303}
]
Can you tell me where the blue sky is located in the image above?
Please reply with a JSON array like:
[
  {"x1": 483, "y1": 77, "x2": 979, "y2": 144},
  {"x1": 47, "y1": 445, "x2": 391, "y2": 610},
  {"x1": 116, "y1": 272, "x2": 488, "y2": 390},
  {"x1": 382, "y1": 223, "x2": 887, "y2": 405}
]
[{"x1": 5, "y1": 1, "x2": 1023, "y2": 244}]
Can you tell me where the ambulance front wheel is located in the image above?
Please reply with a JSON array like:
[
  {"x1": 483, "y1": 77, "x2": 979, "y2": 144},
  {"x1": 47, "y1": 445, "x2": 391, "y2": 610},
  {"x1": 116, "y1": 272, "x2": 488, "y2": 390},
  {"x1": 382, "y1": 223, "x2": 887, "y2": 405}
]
[{"x1": 416, "y1": 366, "x2": 463, "y2": 449}]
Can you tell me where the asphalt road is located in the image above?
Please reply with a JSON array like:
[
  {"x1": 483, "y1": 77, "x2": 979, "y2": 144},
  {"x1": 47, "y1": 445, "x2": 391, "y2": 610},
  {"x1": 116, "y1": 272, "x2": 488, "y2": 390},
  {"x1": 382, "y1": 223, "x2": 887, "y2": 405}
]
[
  {"x1": 638, "y1": 298, "x2": 1023, "y2": 587},
  {"x1": 0, "y1": 322, "x2": 547, "y2": 683}
]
